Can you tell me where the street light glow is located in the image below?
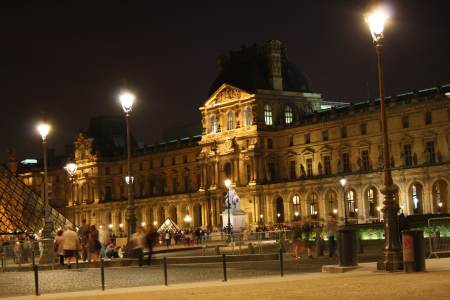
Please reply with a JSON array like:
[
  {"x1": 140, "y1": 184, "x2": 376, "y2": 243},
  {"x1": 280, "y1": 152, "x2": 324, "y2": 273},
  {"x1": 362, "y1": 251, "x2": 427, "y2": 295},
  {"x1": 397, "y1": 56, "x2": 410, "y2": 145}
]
[
  {"x1": 367, "y1": 8, "x2": 389, "y2": 42},
  {"x1": 224, "y1": 178, "x2": 232, "y2": 188},
  {"x1": 333, "y1": 208, "x2": 338, "y2": 214},
  {"x1": 37, "y1": 123, "x2": 51, "y2": 141},
  {"x1": 65, "y1": 162, "x2": 77, "y2": 176},
  {"x1": 119, "y1": 90, "x2": 135, "y2": 113},
  {"x1": 184, "y1": 214, "x2": 192, "y2": 223},
  {"x1": 339, "y1": 178, "x2": 347, "y2": 187}
]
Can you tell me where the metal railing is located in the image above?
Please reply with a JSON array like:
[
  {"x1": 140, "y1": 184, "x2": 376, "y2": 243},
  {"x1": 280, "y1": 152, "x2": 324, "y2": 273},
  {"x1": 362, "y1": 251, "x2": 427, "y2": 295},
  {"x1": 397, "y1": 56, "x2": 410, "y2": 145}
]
[{"x1": 427, "y1": 217, "x2": 450, "y2": 258}]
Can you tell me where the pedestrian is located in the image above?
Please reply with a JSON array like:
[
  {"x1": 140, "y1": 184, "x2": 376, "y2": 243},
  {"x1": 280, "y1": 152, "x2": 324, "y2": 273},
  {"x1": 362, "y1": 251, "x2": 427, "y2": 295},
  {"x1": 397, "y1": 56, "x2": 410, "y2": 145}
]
[
  {"x1": 62, "y1": 225, "x2": 80, "y2": 268},
  {"x1": 145, "y1": 224, "x2": 155, "y2": 265},
  {"x1": 326, "y1": 214, "x2": 337, "y2": 258},
  {"x1": 131, "y1": 226, "x2": 145, "y2": 267},
  {"x1": 165, "y1": 231, "x2": 171, "y2": 248},
  {"x1": 77, "y1": 219, "x2": 90, "y2": 261},
  {"x1": 88, "y1": 225, "x2": 101, "y2": 263},
  {"x1": 302, "y1": 218, "x2": 313, "y2": 258},
  {"x1": 315, "y1": 224, "x2": 324, "y2": 257},
  {"x1": 291, "y1": 222, "x2": 302, "y2": 260},
  {"x1": 54, "y1": 229, "x2": 65, "y2": 266}
]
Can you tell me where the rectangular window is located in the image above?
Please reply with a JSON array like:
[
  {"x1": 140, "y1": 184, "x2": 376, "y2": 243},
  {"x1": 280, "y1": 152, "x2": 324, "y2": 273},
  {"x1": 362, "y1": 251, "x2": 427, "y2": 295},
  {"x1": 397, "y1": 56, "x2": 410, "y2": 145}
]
[
  {"x1": 448, "y1": 108, "x2": 450, "y2": 121},
  {"x1": 322, "y1": 130, "x2": 328, "y2": 141},
  {"x1": 341, "y1": 127, "x2": 347, "y2": 138},
  {"x1": 172, "y1": 178, "x2": 177, "y2": 193},
  {"x1": 342, "y1": 153, "x2": 351, "y2": 173},
  {"x1": 264, "y1": 105, "x2": 273, "y2": 126},
  {"x1": 306, "y1": 158, "x2": 313, "y2": 177},
  {"x1": 149, "y1": 161, "x2": 153, "y2": 169},
  {"x1": 268, "y1": 162, "x2": 276, "y2": 181},
  {"x1": 402, "y1": 115, "x2": 409, "y2": 129},
  {"x1": 267, "y1": 138, "x2": 273, "y2": 149},
  {"x1": 403, "y1": 144, "x2": 412, "y2": 166},
  {"x1": 305, "y1": 133, "x2": 311, "y2": 144},
  {"x1": 160, "y1": 159, "x2": 164, "y2": 168},
  {"x1": 104, "y1": 186, "x2": 112, "y2": 201},
  {"x1": 184, "y1": 176, "x2": 189, "y2": 192},
  {"x1": 361, "y1": 150, "x2": 370, "y2": 171},
  {"x1": 172, "y1": 157, "x2": 176, "y2": 165},
  {"x1": 105, "y1": 167, "x2": 111, "y2": 176},
  {"x1": 425, "y1": 141, "x2": 436, "y2": 164},
  {"x1": 324, "y1": 156, "x2": 331, "y2": 176},
  {"x1": 425, "y1": 111, "x2": 432, "y2": 125},
  {"x1": 290, "y1": 161, "x2": 296, "y2": 179},
  {"x1": 289, "y1": 136, "x2": 294, "y2": 147},
  {"x1": 183, "y1": 155, "x2": 188, "y2": 164},
  {"x1": 360, "y1": 123, "x2": 367, "y2": 135}
]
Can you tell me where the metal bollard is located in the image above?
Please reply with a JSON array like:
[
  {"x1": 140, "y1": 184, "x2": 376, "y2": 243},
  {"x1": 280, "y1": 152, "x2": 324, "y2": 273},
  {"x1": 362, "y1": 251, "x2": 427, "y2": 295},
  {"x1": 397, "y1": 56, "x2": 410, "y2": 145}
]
[
  {"x1": 222, "y1": 254, "x2": 227, "y2": 282},
  {"x1": 163, "y1": 257, "x2": 168, "y2": 286},
  {"x1": 100, "y1": 258, "x2": 105, "y2": 291},
  {"x1": 33, "y1": 264, "x2": 39, "y2": 296},
  {"x1": 279, "y1": 248, "x2": 284, "y2": 277}
]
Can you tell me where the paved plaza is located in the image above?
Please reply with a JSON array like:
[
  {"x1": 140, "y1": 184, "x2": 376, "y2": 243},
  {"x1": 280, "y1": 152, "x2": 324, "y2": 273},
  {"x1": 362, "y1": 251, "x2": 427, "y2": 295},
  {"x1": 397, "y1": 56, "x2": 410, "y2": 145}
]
[{"x1": 2, "y1": 258, "x2": 450, "y2": 300}]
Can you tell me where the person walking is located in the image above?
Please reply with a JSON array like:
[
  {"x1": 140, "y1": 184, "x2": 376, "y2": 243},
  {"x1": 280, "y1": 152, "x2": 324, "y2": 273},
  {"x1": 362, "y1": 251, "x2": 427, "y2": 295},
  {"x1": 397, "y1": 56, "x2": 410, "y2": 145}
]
[
  {"x1": 131, "y1": 226, "x2": 145, "y2": 267},
  {"x1": 88, "y1": 225, "x2": 101, "y2": 263},
  {"x1": 78, "y1": 219, "x2": 90, "y2": 261},
  {"x1": 54, "y1": 229, "x2": 65, "y2": 266},
  {"x1": 62, "y1": 225, "x2": 80, "y2": 268},
  {"x1": 302, "y1": 218, "x2": 313, "y2": 258},
  {"x1": 326, "y1": 215, "x2": 337, "y2": 258},
  {"x1": 165, "y1": 231, "x2": 171, "y2": 248},
  {"x1": 145, "y1": 225, "x2": 155, "y2": 265}
]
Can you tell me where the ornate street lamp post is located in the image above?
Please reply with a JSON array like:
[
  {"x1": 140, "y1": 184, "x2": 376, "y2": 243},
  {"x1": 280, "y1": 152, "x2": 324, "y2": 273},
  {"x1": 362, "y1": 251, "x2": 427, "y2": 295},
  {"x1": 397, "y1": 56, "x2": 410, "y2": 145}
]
[
  {"x1": 340, "y1": 178, "x2": 348, "y2": 225},
  {"x1": 64, "y1": 162, "x2": 77, "y2": 229},
  {"x1": 119, "y1": 90, "x2": 137, "y2": 245},
  {"x1": 224, "y1": 179, "x2": 232, "y2": 234},
  {"x1": 37, "y1": 122, "x2": 55, "y2": 264},
  {"x1": 367, "y1": 8, "x2": 403, "y2": 271}
]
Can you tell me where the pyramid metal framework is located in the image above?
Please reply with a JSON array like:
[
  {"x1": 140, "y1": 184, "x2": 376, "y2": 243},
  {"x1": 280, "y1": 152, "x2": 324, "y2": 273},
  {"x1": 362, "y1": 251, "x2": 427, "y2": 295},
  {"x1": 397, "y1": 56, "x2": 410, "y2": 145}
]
[{"x1": 0, "y1": 165, "x2": 71, "y2": 234}]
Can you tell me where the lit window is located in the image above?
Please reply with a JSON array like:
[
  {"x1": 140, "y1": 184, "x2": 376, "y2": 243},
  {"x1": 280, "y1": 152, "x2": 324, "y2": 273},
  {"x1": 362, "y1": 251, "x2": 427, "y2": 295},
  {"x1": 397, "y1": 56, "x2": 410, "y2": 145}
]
[
  {"x1": 347, "y1": 190, "x2": 356, "y2": 215},
  {"x1": 285, "y1": 105, "x2": 293, "y2": 125},
  {"x1": 264, "y1": 104, "x2": 273, "y2": 125},
  {"x1": 210, "y1": 114, "x2": 217, "y2": 133},
  {"x1": 227, "y1": 111, "x2": 233, "y2": 131},
  {"x1": 244, "y1": 107, "x2": 252, "y2": 127}
]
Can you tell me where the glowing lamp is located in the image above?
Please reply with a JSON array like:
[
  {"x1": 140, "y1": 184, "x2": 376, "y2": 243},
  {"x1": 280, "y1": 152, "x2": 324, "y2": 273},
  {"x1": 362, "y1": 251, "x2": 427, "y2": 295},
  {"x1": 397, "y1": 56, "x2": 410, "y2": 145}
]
[
  {"x1": 367, "y1": 8, "x2": 389, "y2": 42},
  {"x1": 224, "y1": 179, "x2": 232, "y2": 188},
  {"x1": 37, "y1": 123, "x2": 51, "y2": 141},
  {"x1": 119, "y1": 90, "x2": 135, "y2": 113}
]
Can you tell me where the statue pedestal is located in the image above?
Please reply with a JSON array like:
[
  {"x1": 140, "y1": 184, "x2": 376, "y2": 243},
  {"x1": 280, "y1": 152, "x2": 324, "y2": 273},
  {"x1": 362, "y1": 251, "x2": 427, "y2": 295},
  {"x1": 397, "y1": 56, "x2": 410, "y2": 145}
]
[{"x1": 221, "y1": 208, "x2": 246, "y2": 232}]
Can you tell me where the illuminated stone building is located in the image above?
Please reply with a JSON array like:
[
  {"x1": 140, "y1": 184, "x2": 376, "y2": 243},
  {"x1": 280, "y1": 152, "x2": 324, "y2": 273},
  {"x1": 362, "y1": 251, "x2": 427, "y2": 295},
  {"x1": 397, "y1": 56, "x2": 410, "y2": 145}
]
[{"x1": 15, "y1": 40, "x2": 450, "y2": 232}]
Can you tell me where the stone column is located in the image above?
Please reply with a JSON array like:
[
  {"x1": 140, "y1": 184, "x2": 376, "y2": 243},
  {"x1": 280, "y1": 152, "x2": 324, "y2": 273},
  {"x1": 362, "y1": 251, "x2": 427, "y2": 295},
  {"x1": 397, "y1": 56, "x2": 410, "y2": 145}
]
[{"x1": 214, "y1": 161, "x2": 219, "y2": 187}]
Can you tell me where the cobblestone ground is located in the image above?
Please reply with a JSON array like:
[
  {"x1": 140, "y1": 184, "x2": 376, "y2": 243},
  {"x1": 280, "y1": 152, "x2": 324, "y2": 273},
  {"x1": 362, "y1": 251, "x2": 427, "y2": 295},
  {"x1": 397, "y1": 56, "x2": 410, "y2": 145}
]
[{"x1": 0, "y1": 256, "x2": 351, "y2": 298}]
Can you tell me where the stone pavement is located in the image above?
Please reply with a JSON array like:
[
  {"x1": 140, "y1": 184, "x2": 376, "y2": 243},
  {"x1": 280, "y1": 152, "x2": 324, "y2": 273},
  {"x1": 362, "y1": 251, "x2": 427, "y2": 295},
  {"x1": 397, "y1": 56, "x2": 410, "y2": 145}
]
[{"x1": 4, "y1": 258, "x2": 450, "y2": 300}]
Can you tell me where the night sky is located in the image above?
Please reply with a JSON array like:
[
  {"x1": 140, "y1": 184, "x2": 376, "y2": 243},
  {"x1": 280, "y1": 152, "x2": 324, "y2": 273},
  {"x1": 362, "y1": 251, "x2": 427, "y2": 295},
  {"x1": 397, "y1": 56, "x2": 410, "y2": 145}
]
[{"x1": 1, "y1": 1, "x2": 449, "y2": 163}]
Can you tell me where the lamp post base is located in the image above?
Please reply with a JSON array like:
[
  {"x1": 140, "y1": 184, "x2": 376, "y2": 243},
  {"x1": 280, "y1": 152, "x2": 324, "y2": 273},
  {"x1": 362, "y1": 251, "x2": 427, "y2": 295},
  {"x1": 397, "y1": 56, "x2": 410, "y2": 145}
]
[
  {"x1": 124, "y1": 206, "x2": 137, "y2": 259},
  {"x1": 39, "y1": 220, "x2": 55, "y2": 265},
  {"x1": 377, "y1": 250, "x2": 403, "y2": 271}
]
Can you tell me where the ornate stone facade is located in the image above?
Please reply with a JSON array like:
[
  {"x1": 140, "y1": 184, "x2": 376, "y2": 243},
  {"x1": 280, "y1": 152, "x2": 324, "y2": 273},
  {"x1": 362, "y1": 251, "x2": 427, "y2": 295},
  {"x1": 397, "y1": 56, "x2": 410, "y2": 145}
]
[{"x1": 16, "y1": 41, "x2": 450, "y2": 233}]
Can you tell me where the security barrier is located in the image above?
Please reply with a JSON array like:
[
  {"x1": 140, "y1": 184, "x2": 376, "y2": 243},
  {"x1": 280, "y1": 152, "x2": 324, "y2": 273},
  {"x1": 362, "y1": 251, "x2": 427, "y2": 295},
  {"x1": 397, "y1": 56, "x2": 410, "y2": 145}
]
[{"x1": 427, "y1": 217, "x2": 450, "y2": 258}]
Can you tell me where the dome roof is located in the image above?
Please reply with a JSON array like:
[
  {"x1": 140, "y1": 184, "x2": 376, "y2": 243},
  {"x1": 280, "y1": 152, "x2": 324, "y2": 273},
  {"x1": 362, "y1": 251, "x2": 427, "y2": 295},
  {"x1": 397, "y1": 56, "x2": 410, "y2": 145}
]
[{"x1": 208, "y1": 41, "x2": 311, "y2": 96}]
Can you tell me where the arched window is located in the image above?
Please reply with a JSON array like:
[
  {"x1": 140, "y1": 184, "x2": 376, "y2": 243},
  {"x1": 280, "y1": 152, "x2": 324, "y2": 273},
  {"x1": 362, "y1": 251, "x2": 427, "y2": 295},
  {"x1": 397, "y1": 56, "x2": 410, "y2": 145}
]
[
  {"x1": 285, "y1": 105, "x2": 293, "y2": 125},
  {"x1": 347, "y1": 190, "x2": 356, "y2": 217},
  {"x1": 264, "y1": 104, "x2": 273, "y2": 126},
  {"x1": 224, "y1": 162, "x2": 232, "y2": 179},
  {"x1": 227, "y1": 111, "x2": 233, "y2": 131},
  {"x1": 210, "y1": 114, "x2": 217, "y2": 134},
  {"x1": 244, "y1": 106, "x2": 252, "y2": 127},
  {"x1": 367, "y1": 187, "x2": 377, "y2": 217},
  {"x1": 309, "y1": 193, "x2": 319, "y2": 219},
  {"x1": 410, "y1": 183, "x2": 423, "y2": 214},
  {"x1": 432, "y1": 180, "x2": 448, "y2": 213},
  {"x1": 276, "y1": 197, "x2": 285, "y2": 223},
  {"x1": 292, "y1": 195, "x2": 300, "y2": 220},
  {"x1": 325, "y1": 190, "x2": 337, "y2": 216}
]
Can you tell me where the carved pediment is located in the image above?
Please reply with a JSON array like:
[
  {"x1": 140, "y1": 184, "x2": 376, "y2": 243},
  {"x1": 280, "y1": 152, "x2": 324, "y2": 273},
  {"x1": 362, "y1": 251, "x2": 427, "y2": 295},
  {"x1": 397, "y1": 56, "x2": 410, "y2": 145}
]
[
  {"x1": 301, "y1": 147, "x2": 315, "y2": 155},
  {"x1": 203, "y1": 84, "x2": 252, "y2": 107}
]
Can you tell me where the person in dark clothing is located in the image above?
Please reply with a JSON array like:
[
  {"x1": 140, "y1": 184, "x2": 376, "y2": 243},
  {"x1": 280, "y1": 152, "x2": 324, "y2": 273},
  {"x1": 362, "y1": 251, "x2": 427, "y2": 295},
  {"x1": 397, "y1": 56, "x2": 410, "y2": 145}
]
[
  {"x1": 398, "y1": 213, "x2": 410, "y2": 243},
  {"x1": 145, "y1": 225, "x2": 156, "y2": 265}
]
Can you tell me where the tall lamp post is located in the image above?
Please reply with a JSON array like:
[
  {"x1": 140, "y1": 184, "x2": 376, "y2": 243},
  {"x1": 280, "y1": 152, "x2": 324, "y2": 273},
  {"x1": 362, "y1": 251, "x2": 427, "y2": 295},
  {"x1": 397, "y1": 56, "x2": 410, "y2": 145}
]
[
  {"x1": 224, "y1": 179, "x2": 232, "y2": 234},
  {"x1": 37, "y1": 122, "x2": 55, "y2": 264},
  {"x1": 64, "y1": 162, "x2": 77, "y2": 229},
  {"x1": 339, "y1": 178, "x2": 348, "y2": 225},
  {"x1": 119, "y1": 90, "x2": 137, "y2": 244},
  {"x1": 367, "y1": 8, "x2": 403, "y2": 271}
]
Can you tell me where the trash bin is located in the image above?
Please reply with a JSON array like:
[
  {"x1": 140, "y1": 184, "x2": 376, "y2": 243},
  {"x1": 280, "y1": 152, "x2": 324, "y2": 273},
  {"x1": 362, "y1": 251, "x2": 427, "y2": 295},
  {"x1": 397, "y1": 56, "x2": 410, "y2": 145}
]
[
  {"x1": 402, "y1": 229, "x2": 425, "y2": 272},
  {"x1": 338, "y1": 227, "x2": 358, "y2": 267}
]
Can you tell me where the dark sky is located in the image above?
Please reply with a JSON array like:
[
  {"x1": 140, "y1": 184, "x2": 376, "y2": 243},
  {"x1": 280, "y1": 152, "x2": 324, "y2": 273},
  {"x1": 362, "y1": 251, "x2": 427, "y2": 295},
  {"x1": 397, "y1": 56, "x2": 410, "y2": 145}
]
[{"x1": 1, "y1": 1, "x2": 449, "y2": 163}]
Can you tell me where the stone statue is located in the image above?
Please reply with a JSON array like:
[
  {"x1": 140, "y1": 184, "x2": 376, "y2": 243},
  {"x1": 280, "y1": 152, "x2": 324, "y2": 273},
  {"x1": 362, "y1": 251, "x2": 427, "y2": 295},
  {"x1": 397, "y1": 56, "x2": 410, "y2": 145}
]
[{"x1": 225, "y1": 187, "x2": 240, "y2": 210}]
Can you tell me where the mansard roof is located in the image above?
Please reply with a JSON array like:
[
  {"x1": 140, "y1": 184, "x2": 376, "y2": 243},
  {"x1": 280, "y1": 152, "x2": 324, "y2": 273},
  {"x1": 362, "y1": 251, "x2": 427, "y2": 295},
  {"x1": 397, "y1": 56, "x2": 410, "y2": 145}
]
[{"x1": 208, "y1": 41, "x2": 311, "y2": 96}]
